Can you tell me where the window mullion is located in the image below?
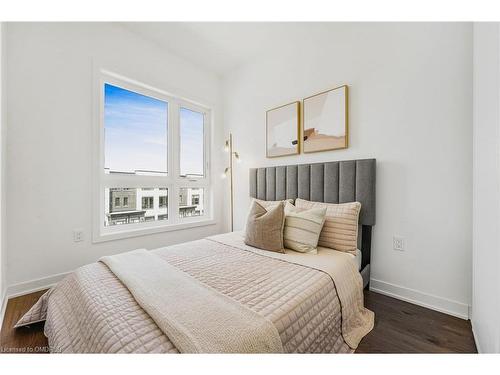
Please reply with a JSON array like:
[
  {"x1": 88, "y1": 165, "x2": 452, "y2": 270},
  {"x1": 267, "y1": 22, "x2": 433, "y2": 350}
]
[
  {"x1": 102, "y1": 175, "x2": 172, "y2": 188},
  {"x1": 169, "y1": 102, "x2": 180, "y2": 225}
]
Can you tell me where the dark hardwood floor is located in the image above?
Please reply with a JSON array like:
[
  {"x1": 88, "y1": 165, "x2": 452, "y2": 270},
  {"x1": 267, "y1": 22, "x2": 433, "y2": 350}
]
[
  {"x1": 357, "y1": 290, "x2": 477, "y2": 353},
  {"x1": 0, "y1": 289, "x2": 476, "y2": 354},
  {"x1": 1, "y1": 290, "x2": 49, "y2": 354}
]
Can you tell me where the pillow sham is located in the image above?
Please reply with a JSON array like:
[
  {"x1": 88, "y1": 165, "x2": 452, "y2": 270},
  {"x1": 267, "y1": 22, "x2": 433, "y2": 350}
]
[
  {"x1": 283, "y1": 202, "x2": 326, "y2": 254},
  {"x1": 295, "y1": 198, "x2": 361, "y2": 255},
  {"x1": 244, "y1": 200, "x2": 285, "y2": 253},
  {"x1": 253, "y1": 198, "x2": 294, "y2": 209}
]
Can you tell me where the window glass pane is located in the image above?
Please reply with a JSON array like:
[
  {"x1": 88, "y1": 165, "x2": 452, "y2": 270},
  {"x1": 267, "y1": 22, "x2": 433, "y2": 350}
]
[
  {"x1": 104, "y1": 187, "x2": 168, "y2": 226},
  {"x1": 142, "y1": 196, "x2": 154, "y2": 209},
  {"x1": 104, "y1": 84, "x2": 168, "y2": 175},
  {"x1": 179, "y1": 188, "x2": 204, "y2": 218},
  {"x1": 159, "y1": 196, "x2": 168, "y2": 208},
  {"x1": 180, "y1": 107, "x2": 204, "y2": 178}
]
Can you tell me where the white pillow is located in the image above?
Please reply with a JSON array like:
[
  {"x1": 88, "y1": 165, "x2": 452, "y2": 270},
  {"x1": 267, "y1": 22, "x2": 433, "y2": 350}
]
[{"x1": 283, "y1": 202, "x2": 326, "y2": 254}]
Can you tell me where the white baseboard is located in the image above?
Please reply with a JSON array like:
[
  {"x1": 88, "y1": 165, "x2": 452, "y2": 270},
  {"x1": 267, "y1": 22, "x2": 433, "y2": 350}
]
[
  {"x1": 370, "y1": 278, "x2": 470, "y2": 320},
  {"x1": 5, "y1": 271, "x2": 70, "y2": 299},
  {"x1": 0, "y1": 289, "x2": 7, "y2": 331},
  {"x1": 0, "y1": 272, "x2": 69, "y2": 331},
  {"x1": 470, "y1": 320, "x2": 482, "y2": 353}
]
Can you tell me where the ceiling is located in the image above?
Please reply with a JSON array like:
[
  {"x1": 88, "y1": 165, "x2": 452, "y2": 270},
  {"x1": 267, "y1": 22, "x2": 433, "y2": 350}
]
[{"x1": 120, "y1": 22, "x2": 329, "y2": 76}]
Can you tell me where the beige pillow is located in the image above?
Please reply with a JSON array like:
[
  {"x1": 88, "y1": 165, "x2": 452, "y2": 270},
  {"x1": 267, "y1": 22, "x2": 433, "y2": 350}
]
[
  {"x1": 253, "y1": 198, "x2": 294, "y2": 210},
  {"x1": 283, "y1": 202, "x2": 326, "y2": 254},
  {"x1": 295, "y1": 198, "x2": 361, "y2": 255},
  {"x1": 244, "y1": 200, "x2": 285, "y2": 253}
]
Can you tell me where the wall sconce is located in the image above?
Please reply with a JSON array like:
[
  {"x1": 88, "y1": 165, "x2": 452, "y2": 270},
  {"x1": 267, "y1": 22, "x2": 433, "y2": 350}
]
[{"x1": 223, "y1": 133, "x2": 240, "y2": 231}]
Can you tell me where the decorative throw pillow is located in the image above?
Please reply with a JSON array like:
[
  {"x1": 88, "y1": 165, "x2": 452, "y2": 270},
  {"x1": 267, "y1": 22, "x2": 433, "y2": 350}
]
[
  {"x1": 244, "y1": 200, "x2": 285, "y2": 253},
  {"x1": 295, "y1": 198, "x2": 361, "y2": 255},
  {"x1": 253, "y1": 198, "x2": 294, "y2": 210},
  {"x1": 283, "y1": 202, "x2": 326, "y2": 254}
]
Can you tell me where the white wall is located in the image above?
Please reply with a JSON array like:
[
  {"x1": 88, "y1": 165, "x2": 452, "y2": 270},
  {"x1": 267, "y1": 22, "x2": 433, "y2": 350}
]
[
  {"x1": 0, "y1": 22, "x2": 6, "y2": 313},
  {"x1": 223, "y1": 23, "x2": 473, "y2": 318},
  {"x1": 4, "y1": 23, "x2": 225, "y2": 293},
  {"x1": 472, "y1": 22, "x2": 500, "y2": 353}
]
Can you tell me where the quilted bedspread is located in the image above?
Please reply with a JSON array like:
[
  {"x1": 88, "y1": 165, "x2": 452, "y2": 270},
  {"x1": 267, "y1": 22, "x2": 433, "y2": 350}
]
[{"x1": 19, "y1": 233, "x2": 372, "y2": 353}]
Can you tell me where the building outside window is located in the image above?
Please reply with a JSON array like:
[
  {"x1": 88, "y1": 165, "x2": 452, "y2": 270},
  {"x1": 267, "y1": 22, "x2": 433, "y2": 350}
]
[
  {"x1": 179, "y1": 188, "x2": 204, "y2": 217},
  {"x1": 105, "y1": 187, "x2": 170, "y2": 226},
  {"x1": 106, "y1": 188, "x2": 144, "y2": 226}
]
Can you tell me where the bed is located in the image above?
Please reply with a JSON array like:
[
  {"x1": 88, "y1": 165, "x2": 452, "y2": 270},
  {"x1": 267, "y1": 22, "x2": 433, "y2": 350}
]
[
  {"x1": 16, "y1": 159, "x2": 376, "y2": 354},
  {"x1": 249, "y1": 159, "x2": 376, "y2": 288}
]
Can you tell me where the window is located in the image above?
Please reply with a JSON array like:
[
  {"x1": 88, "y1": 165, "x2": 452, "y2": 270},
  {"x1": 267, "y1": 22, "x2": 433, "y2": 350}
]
[
  {"x1": 180, "y1": 108, "x2": 205, "y2": 178},
  {"x1": 104, "y1": 84, "x2": 167, "y2": 175},
  {"x1": 142, "y1": 196, "x2": 154, "y2": 210},
  {"x1": 104, "y1": 187, "x2": 169, "y2": 227},
  {"x1": 159, "y1": 196, "x2": 168, "y2": 208},
  {"x1": 94, "y1": 71, "x2": 212, "y2": 242},
  {"x1": 179, "y1": 188, "x2": 204, "y2": 218}
]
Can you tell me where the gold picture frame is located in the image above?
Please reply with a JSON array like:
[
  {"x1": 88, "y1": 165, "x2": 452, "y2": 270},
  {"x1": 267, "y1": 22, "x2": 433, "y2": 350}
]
[
  {"x1": 266, "y1": 101, "x2": 301, "y2": 158},
  {"x1": 302, "y1": 85, "x2": 349, "y2": 154}
]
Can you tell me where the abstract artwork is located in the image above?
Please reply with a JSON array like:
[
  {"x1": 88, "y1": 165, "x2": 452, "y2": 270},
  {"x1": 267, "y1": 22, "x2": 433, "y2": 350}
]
[
  {"x1": 302, "y1": 85, "x2": 348, "y2": 153},
  {"x1": 266, "y1": 101, "x2": 300, "y2": 158}
]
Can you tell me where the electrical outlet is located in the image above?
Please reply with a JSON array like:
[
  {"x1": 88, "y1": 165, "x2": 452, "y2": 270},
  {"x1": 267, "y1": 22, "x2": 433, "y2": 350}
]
[
  {"x1": 73, "y1": 229, "x2": 84, "y2": 242},
  {"x1": 393, "y1": 236, "x2": 404, "y2": 251}
]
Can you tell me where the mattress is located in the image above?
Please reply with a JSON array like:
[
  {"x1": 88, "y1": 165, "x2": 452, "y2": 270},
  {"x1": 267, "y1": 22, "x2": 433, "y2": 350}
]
[{"x1": 22, "y1": 233, "x2": 371, "y2": 353}]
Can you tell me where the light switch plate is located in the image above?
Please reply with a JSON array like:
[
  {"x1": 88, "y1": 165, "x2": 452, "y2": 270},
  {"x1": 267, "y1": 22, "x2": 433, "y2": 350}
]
[{"x1": 73, "y1": 229, "x2": 84, "y2": 242}]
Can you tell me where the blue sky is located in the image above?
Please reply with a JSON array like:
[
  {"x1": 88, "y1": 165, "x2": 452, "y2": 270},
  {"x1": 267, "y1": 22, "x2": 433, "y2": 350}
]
[
  {"x1": 179, "y1": 107, "x2": 204, "y2": 177},
  {"x1": 104, "y1": 84, "x2": 204, "y2": 176}
]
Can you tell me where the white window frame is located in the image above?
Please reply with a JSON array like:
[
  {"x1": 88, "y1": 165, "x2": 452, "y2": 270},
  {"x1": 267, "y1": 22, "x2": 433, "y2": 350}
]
[{"x1": 92, "y1": 69, "x2": 215, "y2": 243}]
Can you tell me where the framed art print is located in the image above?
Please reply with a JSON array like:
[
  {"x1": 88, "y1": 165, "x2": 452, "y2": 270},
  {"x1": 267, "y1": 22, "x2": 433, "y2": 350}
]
[
  {"x1": 266, "y1": 101, "x2": 300, "y2": 158},
  {"x1": 302, "y1": 85, "x2": 348, "y2": 153}
]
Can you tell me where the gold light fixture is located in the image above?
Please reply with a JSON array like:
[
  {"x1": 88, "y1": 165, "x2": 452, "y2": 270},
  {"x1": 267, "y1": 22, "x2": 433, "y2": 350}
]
[{"x1": 223, "y1": 133, "x2": 240, "y2": 231}]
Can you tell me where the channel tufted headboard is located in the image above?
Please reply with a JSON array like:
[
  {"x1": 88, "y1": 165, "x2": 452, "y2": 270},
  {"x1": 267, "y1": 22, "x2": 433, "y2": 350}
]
[{"x1": 249, "y1": 158, "x2": 376, "y2": 287}]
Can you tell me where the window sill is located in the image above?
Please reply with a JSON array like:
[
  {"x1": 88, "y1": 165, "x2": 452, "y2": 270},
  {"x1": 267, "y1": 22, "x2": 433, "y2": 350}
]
[{"x1": 92, "y1": 218, "x2": 217, "y2": 243}]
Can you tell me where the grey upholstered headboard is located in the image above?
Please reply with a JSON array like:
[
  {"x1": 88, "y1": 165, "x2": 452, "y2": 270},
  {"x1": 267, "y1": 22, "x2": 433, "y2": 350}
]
[
  {"x1": 249, "y1": 158, "x2": 376, "y2": 286},
  {"x1": 249, "y1": 159, "x2": 376, "y2": 225}
]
